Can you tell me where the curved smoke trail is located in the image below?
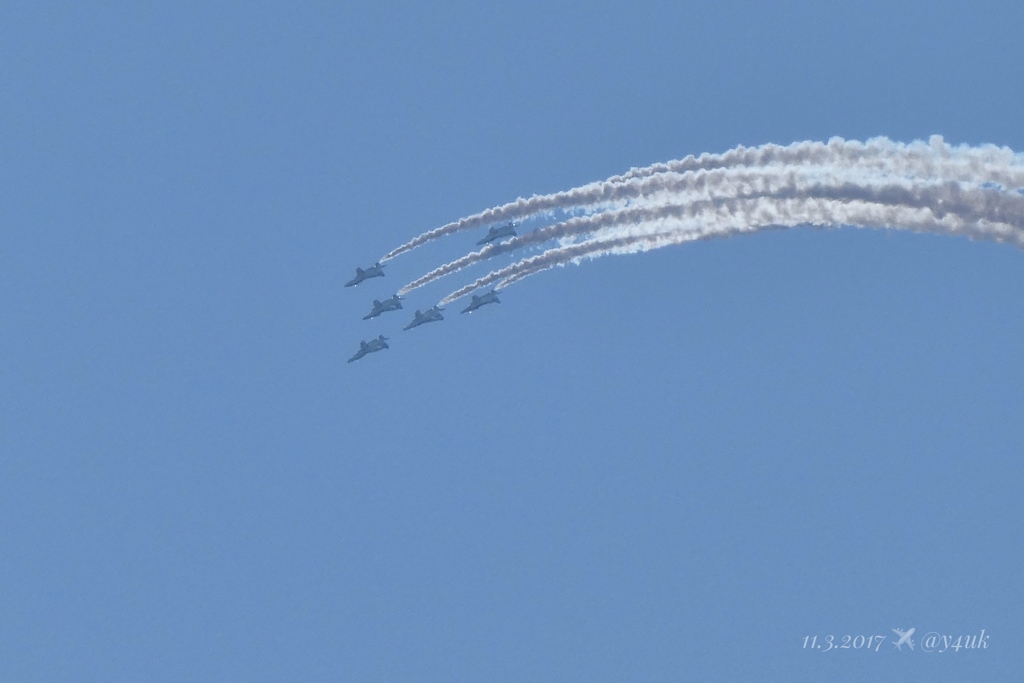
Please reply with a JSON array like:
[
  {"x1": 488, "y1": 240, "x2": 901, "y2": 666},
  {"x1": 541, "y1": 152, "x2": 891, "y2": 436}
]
[
  {"x1": 436, "y1": 181, "x2": 1024, "y2": 304},
  {"x1": 610, "y1": 135, "x2": 1024, "y2": 186},
  {"x1": 381, "y1": 136, "x2": 1024, "y2": 263},
  {"x1": 397, "y1": 159, "x2": 1024, "y2": 295}
]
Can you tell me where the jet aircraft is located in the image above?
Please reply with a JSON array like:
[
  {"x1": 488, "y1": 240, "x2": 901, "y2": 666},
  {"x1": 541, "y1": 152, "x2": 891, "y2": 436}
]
[
  {"x1": 460, "y1": 289, "x2": 501, "y2": 314},
  {"x1": 363, "y1": 294, "x2": 404, "y2": 320},
  {"x1": 345, "y1": 262, "x2": 385, "y2": 287},
  {"x1": 348, "y1": 335, "x2": 389, "y2": 363},
  {"x1": 476, "y1": 222, "x2": 517, "y2": 245},
  {"x1": 403, "y1": 305, "x2": 445, "y2": 331}
]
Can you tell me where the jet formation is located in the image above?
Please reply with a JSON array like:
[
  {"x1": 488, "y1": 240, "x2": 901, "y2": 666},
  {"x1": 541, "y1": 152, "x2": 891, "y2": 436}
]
[{"x1": 346, "y1": 224, "x2": 509, "y2": 362}]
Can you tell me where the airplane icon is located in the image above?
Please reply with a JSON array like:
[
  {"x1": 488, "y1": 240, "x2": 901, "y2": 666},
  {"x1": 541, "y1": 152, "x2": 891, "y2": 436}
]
[{"x1": 891, "y1": 627, "x2": 915, "y2": 651}]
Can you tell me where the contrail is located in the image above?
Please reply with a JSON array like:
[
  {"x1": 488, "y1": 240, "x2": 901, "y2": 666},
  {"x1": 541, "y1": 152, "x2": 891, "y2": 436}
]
[
  {"x1": 381, "y1": 136, "x2": 1024, "y2": 262},
  {"x1": 437, "y1": 181, "x2": 1024, "y2": 304}
]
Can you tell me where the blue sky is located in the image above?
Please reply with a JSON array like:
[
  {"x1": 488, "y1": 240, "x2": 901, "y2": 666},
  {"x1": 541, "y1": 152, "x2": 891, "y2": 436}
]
[{"x1": 3, "y1": 2, "x2": 1022, "y2": 680}]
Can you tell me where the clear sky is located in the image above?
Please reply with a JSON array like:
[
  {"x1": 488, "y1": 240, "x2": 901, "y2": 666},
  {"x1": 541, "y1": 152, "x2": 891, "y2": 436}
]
[{"x1": 3, "y1": 1, "x2": 1022, "y2": 680}]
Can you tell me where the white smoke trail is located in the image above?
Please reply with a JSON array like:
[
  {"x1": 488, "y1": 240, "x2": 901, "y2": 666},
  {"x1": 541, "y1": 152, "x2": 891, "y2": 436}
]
[
  {"x1": 438, "y1": 183, "x2": 1024, "y2": 304},
  {"x1": 396, "y1": 166, "x2": 879, "y2": 293},
  {"x1": 611, "y1": 135, "x2": 1024, "y2": 186},
  {"x1": 399, "y1": 162, "x2": 1024, "y2": 294},
  {"x1": 381, "y1": 136, "x2": 1024, "y2": 262}
]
